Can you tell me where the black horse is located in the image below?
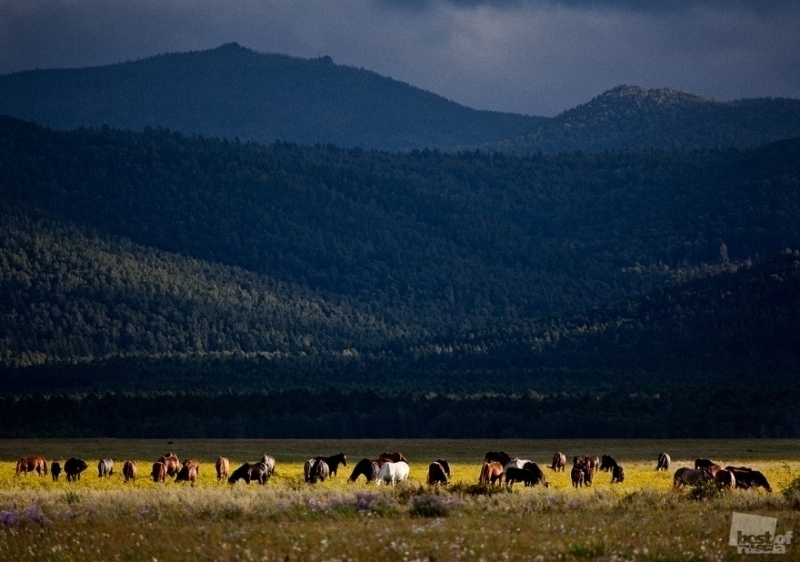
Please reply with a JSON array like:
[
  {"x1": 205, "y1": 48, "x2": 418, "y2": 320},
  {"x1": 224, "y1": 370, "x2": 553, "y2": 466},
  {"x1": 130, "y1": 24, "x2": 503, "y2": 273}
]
[
  {"x1": 313, "y1": 453, "x2": 347, "y2": 477},
  {"x1": 484, "y1": 451, "x2": 511, "y2": 466},
  {"x1": 228, "y1": 463, "x2": 254, "y2": 484},
  {"x1": 348, "y1": 458, "x2": 380, "y2": 483}
]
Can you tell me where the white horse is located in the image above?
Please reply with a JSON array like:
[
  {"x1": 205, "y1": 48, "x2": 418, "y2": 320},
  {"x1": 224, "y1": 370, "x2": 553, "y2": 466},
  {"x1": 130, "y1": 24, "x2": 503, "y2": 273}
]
[{"x1": 376, "y1": 461, "x2": 409, "y2": 485}]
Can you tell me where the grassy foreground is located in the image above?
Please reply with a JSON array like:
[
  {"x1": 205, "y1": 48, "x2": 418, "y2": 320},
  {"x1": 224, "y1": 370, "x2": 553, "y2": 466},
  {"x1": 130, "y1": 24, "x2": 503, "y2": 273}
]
[{"x1": 1, "y1": 439, "x2": 799, "y2": 561}]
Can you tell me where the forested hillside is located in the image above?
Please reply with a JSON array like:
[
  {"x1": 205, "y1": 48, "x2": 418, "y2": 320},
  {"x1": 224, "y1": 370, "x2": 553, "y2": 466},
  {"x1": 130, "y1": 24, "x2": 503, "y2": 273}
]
[
  {"x1": 0, "y1": 43, "x2": 538, "y2": 151},
  {"x1": 488, "y1": 86, "x2": 800, "y2": 154}
]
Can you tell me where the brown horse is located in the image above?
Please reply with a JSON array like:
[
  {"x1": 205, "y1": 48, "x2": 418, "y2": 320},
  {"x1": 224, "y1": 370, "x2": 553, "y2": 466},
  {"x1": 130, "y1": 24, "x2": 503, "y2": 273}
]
[
  {"x1": 215, "y1": 457, "x2": 230, "y2": 482},
  {"x1": 158, "y1": 454, "x2": 180, "y2": 479},
  {"x1": 15, "y1": 456, "x2": 48, "y2": 477},
  {"x1": 175, "y1": 463, "x2": 198, "y2": 486},
  {"x1": 151, "y1": 462, "x2": 167, "y2": 483},
  {"x1": 313, "y1": 453, "x2": 347, "y2": 476},
  {"x1": 479, "y1": 461, "x2": 504, "y2": 485},
  {"x1": 348, "y1": 458, "x2": 381, "y2": 483},
  {"x1": 484, "y1": 451, "x2": 511, "y2": 466},
  {"x1": 427, "y1": 462, "x2": 448, "y2": 485},
  {"x1": 551, "y1": 452, "x2": 567, "y2": 472},
  {"x1": 123, "y1": 461, "x2": 137, "y2": 483},
  {"x1": 379, "y1": 452, "x2": 409, "y2": 464},
  {"x1": 715, "y1": 469, "x2": 736, "y2": 490}
]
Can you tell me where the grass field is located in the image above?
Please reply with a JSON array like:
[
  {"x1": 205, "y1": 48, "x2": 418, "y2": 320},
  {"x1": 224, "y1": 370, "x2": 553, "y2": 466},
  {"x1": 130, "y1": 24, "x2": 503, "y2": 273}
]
[{"x1": 1, "y1": 439, "x2": 799, "y2": 561}]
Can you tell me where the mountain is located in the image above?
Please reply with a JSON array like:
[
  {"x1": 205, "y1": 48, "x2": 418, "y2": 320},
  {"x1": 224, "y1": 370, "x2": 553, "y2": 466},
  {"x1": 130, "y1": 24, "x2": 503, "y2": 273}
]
[
  {"x1": 0, "y1": 43, "x2": 539, "y2": 151},
  {"x1": 487, "y1": 85, "x2": 800, "y2": 154}
]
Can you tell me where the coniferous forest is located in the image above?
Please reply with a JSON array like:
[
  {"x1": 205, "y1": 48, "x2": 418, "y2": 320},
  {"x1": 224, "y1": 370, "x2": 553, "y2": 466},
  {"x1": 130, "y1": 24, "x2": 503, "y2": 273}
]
[{"x1": 2, "y1": 54, "x2": 800, "y2": 437}]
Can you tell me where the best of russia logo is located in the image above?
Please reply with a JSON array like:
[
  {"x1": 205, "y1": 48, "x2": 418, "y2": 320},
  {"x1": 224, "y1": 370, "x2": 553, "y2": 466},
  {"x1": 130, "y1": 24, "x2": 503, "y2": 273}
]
[{"x1": 729, "y1": 513, "x2": 793, "y2": 555}]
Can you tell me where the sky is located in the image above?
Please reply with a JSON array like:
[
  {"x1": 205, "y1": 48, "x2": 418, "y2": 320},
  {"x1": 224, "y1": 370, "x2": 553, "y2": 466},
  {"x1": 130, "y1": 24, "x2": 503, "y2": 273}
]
[{"x1": 1, "y1": 0, "x2": 798, "y2": 116}]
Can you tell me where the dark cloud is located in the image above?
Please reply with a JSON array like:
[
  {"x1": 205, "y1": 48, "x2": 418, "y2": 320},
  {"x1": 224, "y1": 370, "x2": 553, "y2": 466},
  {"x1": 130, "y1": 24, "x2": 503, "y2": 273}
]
[{"x1": 1, "y1": 0, "x2": 798, "y2": 116}]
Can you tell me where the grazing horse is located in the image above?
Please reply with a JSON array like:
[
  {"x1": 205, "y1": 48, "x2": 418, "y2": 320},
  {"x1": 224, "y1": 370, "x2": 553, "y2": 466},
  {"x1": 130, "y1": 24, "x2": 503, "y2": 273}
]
[
  {"x1": 504, "y1": 458, "x2": 533, "y2": 471},
  {"x1": 151, "y1": 462, "x2": 167, "y2": 483},
  {"x1": 158, "y1": 454, "x2": 180, "y2": 479},
  {"x1": 216, "y1": 457, "x2": 230, "y2": 482},
  {"x1": 726, "y1": 467, "x2": 771, "y2": 492},
  {"x1": 715, "y1": 469, "x2": 736, "y2": 490},
  {"x1": 379, "y1": 452, "x2": 409, "y2": 464},
  {"x1": 377, "y1": 461, "x2": 409, "y2": 485},
  {"x1": 309, "y1": 460, "x2": 330, "y2": 484},
  {"x1": 704, "y1": 464, "x2": 723, "y2": 478},
  {"x1": 64, "y1": 458, "x2": 88, "y2": 482},
  {"x1": 183, "y1": 459, "x2": 200, "y2": 474},
  {"x1": 695, "y1": 458, "x2": 716, "y2": 470},
  {"x1": 15, "y1": 456, "x2": 48, "y2": 477},
  {"x1": 303, "y1": 459, "x2": 318, "y2": 483},
  {"x1": 175, "y1": 463, "x2": 198, "y2": 486},
  {"x1": 427, "y1": 462, "x2": 448, "y2": 485},
  {"x1": 551, "y1": 452, "x2": 567, "y2": 472},
  {"x1": 656, "y1": 452, "x2": 671, "y2": 471},
  {"x1": 248, "y1": 462, "x2": 270, "y2": 485},
  {"x1": 521, "y1": 462, "x2": 549, "y2": 488},
  {"x1": 228, "y1": 463, "x2": 254, "y2": 484},
  {"x1": 98, "y1": 458, "x2": 114, "y2": 478},
  {"x1": 611, "y1": 465, "x2": 625, "y2": 483},
  {"x1": 313, "y1": 453, "x2": 346, "y2": 477},
  {"x1": 571, "y1": 466, "x2": 585, "y2": 488},
  {"x1": 51, "y1": 461, "x2": 62, "y2": 481},
  {"x1": 348, "y1": 458, "x2": 381, "y2": 483},
  {"x1": 123, "y1": 461, "x2": 137, "y2": 483},
  {"x1": 599, "y1": 455, "x2": 618, "y2": 472},
  {"x1": 484, "y1": 451, "x2": 511, "y2": 466},
  {"x1": 260, "y1": 455, "x2": 276, "y2": 477},
  {"x1": 479, "y1": 461, "x2": 504, "y2": 485},
  {"x1": 673, "y1": 467, "x2": 712, "y2": 488},
  {"x1": 435, "y1": 459, "x2": 451, "y2": 478},
  {"x1": 586, "y1": 456, "x2": 600, "y2": 472}
]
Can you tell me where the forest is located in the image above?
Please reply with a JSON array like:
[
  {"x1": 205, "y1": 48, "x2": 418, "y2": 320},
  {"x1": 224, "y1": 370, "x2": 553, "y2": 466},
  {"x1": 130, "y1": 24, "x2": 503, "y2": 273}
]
[{"x1": 1, "y1": 116, "x2": 799, "y2": 436}]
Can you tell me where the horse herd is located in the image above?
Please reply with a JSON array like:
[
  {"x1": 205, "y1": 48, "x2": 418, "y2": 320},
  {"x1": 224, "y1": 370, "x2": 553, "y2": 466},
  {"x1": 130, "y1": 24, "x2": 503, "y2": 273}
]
[{"x1": 12, "y1": 450, "x2": 773, "y2": 492}]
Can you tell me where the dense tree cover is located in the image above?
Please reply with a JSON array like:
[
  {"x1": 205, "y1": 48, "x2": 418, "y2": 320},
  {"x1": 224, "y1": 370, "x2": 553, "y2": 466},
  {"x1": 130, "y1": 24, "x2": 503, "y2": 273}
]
[
  {"x1": 1, "y1": 383, "x2": 797, "y2": 438},
  {"x1": 2, "y1": 117, "x2": 799, "y2": 339},
  {"x1": 488, "y1": 86, "x2": 800, "y2": 154},
  {"x1": 0, "y1": 203, "x2": 405, "y2": 367},
  {"x1": 0, "y1": 43, "x2": 538, "y2": 151}
]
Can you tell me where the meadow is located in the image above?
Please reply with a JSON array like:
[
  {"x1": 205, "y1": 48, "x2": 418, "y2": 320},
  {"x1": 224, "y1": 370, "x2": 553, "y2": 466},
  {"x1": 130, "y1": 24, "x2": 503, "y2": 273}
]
[{"x1": 1, "y1": 439, "x2": 799, "y2": 561}]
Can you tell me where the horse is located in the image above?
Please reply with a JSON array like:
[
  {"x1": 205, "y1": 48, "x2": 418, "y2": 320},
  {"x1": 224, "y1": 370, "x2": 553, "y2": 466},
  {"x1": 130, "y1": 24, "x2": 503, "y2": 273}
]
[
  {"x1": 551, "y1": 452, "x2": 567, "y2": 472},
  {"x1": 726, "y1": 467, "x2": 772, "y2": 492},
  {"x1": 715, "y1": 469, "x2": 736, "y2": 490},
  {"x1": 123, "y1": 461, "x2": 137, "y2": 483},
  {"x1": 15, "y1": 456, "x2": 48, "y2": 477},
  {"x1": 51, "y1": 461, "x2": 62, "y2": 481},
  {"x1": 309, "y1": 460, "x2": 330, "y2": 484},
  {"x1": 175, "y1": 463, "x2": 198, "y2": 486},
  {"x1": 216, "y1": 457, "x2": 230, "y2": 482},
  {"x1": 504, "y1": 458, "x2": 533, "y2": 471},
  {"x1": 379, "y1": 452, "x2": 409, "y2": 464},
  {"x1": 98, "y1": 458, "x2": 114, "y2": 478},
  {"x1": 427, "y1": 462, "x2": 448, "y2": 485},
  {"x1": 695, "y1": 458, "x2": 716, "y2": 470},
  {"x1": 228, "y1": 463, "x2": 254, "y2": 484},
  {"x1": 484, "y1": 451, "x2": 511, "y2": 466},
  {"x1": 376, "y1": 461, "x2": 409, "y2": 485},
  {"x1": 260, "y1": 454, "x2": 276, "y2": 477},
  {"x1": 656, "y1": 452, "x2": 671, "y2": 471},
  {"x1": 521, "y1": 462, "x2": 549, "y2": 487},
  {"x1": 599, "y1": 455, "x2": 618, "y2": 472},
  {"x1": 248, "y1": 462, "x2": 270, "y2": 485},
  {"x1": 479, "y1": 461, "x2": 504, "y2": 485},
  {"x1": 303, "y1": 459, "x2": 318, "y2": 483},
  {"x1": 586, "y1": 456, "x2": 600, "y2": 472},
  {"x1": 64, "y1": 457, "x2": 88, "y2": 482},
  {"x1": 313, "y1": 453, "x2": 346, "y2": 477},
  {"x1": 158, "y1": 454, "x2": 180, "y2": 479},
  {"x1": 182, "y1": 459, "x2": 200, "y2": 474},
  {"x1": 151, "y1": 462, "x2": 167, "y2": 483},
  {"x1": 348, "y1": 458, "x2": 380, "y2": 483},
  {"x1": 611, "y1": 465, "x2": 625, "y2": 483},
  {"x1": 435, "y1": 459, "x2": 451, "y2": 478},
  {"x1": 571, "y1": 466, "x2": 584, "y2": 488},
  {"x1": 673, "y1": 467, "x2": 712, "y2": 488}
]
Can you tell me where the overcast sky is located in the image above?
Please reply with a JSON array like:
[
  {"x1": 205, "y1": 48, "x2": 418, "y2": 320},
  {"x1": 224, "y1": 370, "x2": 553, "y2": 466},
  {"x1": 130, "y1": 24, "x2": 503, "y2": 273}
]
[{"x1": 1, "y1": 0, "x2": 798, "y2": 116}]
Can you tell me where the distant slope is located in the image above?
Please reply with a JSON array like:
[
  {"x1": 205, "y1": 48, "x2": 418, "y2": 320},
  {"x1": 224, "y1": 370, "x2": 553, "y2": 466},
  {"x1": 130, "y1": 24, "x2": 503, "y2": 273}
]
[
  {"x1": 0, "y1": 203, "x2": 403, "y2": 368},
  {"x1": 487, "y1": 85, "x2": 800, "y2": 154},
  {"x1": 0, "y1": 43, "x2": 538, "y2": 151},
  {"x1": 2, "y1": 116, "x2": 800, "y2": 335},
  {"x1": 410, "y1": 250, "x2": 800, "y2": 374}
]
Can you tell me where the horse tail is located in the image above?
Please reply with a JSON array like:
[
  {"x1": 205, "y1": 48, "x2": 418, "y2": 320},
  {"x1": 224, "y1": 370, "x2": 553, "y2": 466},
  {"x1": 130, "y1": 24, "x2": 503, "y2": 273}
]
[
  {"x1": 479, "y1": 463, "x2": 489, "y2": 484},
  {"x1": 43, "y1": 459, "x2": 49, "y2": 475}
]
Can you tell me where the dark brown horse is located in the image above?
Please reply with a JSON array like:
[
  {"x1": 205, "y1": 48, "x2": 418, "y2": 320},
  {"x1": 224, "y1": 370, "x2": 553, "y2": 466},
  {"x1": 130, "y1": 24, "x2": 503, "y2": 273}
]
[
  {"x1": 484, "y1": 451, "x2": 511, "y2": 466},
  {"x1": 348, "y1": 458, "x2": 381, "y2": 483},
  {"x1": 379, "y1": 452, "x2": 409, "y2": 464},
  {"x1": 15, "y1": 456, "x2": 48, "y2": 477},
  {"x1": 427, "y1": 462, "x2": 448, "y2": 485},
  {"x1": 51, "y1": 461, "x2": 62, "y2": 481},
  {"x1": 313, "y1": 453, "x2": 347, "y2": 476},
  {"x1": 656, "y1": 452, "x2": 671, "y2": 471},
  {"x1": 435, "y1": 459, "x2": 451, "y2": 478},
  {"x1": 599, "y1": 455, "x2": 618, "y2": 472},
  {"x1": 551, "y1": 452, "x2": 567, "y2": 472},
  {"x1": 123, "y1": 461, "x2": 137, "y2": 483},
  {"x1": 151, "y1": 462, "x2": 166, "y2": 483}
]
